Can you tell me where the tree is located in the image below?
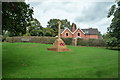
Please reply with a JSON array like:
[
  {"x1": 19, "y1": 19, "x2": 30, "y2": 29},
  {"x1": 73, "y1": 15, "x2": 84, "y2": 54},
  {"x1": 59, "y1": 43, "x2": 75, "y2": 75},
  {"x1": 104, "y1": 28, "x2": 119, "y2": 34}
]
[
  {"x1": 47, "y1": 19, "x2": 71, "y2": 36},
  {"x1": 28, "y1": 18, "x2": 43, "y2": 36},
  {"x1": 43, "y1": 27, "x2": 55, "y2": 37},
  {"x1": 107, "y1": 1, "x2": 120, "y2": 48},
  {"x1": 0, "y1": 2, "x2": 2, "y2": 35},
  {"x1": 2, "y1": 2, "x2": 33, "y2": 36},
  {"x1": 61, "y1": 19, "x2": 71, "y2": 29},
  {"x1": 47, "y1": 19, "x2": 61, "y2": 36}
]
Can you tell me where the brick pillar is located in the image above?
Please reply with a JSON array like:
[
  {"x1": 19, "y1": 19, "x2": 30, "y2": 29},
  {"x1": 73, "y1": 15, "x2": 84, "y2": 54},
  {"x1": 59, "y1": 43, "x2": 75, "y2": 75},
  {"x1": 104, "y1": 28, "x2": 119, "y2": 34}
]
[{"x1": 72, "y1": 38, "x2": 77, "y2": 46}]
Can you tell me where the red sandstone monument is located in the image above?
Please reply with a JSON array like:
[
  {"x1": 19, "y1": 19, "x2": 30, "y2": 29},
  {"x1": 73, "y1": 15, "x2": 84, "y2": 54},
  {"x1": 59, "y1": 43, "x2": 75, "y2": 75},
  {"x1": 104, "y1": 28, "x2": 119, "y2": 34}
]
[{"x1": 47, "y1": 21, "x2": 71, "y2": 52}]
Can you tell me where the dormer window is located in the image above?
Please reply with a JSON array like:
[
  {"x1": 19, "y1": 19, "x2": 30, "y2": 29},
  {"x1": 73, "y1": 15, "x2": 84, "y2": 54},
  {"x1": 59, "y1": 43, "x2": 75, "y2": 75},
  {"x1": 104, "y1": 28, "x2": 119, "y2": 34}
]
[{"x1": 66, "y1": 33, "x2": 69, "y2": 36}]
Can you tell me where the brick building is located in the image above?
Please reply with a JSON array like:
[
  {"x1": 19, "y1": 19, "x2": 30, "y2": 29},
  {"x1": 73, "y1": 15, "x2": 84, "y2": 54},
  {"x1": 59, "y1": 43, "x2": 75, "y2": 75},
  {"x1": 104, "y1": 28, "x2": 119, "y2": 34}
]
[{"x1": 60, "y1": 23, "x2": 102, "y2": 39}]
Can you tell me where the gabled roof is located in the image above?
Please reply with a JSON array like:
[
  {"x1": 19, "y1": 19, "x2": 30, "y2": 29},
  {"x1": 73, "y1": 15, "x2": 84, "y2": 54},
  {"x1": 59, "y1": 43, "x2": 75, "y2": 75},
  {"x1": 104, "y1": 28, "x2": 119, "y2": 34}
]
[
  {"x1": 61, "y1": 28, "x2": 85, "y2": 34},
  {"x1": 60, "y1": 27, "x2": 100, "y2": 35},
  {"x1": 60, "y1": 29, "x2": 64, "y2": 33},
  {"x1": 60, "y1": 28, "x2": 73, "y2": 34},
  {"x1": 72, "y1": 28, "x2": 85, "y2": 34}
]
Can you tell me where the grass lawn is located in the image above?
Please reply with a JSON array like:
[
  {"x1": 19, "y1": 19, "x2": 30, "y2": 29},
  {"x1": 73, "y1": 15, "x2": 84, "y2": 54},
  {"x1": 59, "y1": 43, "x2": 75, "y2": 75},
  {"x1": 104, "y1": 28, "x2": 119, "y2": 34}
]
[{"x1": 2, "y1": 43, "x2": 118, "y2": 78}]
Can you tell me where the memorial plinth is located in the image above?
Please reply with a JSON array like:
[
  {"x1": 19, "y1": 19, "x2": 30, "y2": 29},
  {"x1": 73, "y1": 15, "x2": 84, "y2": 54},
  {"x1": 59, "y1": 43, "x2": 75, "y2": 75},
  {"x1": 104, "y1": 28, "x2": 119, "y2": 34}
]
[{"x1": 47, "y1": 21, "x2": 71, "y2": 52}]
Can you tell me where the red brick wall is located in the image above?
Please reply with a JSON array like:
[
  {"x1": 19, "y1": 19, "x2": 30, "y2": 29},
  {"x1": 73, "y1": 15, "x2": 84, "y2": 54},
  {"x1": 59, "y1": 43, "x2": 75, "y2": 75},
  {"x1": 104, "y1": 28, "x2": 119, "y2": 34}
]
[
  {"x1": 61, "y1": 29, "x2": 72, "y2": 38},
  {"x1": 85, "y1": 35, "x2": 98, "y2": 39},
  {"x1": 73, "y1": 29, "x2": 85, "y2": 38}
]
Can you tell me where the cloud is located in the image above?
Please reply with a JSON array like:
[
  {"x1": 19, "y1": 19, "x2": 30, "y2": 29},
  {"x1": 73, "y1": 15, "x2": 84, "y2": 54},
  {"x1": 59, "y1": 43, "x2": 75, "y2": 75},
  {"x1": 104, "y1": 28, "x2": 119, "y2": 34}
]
[
  {"x1": 74, "y1": 2, "x2": 113, "y2": 23},
  {"x1": 25, "y1": 0, "x2": 115, "y2": 2},
  {"x1": 26, "y1": 1, "x2": 114, "y2": 34}
]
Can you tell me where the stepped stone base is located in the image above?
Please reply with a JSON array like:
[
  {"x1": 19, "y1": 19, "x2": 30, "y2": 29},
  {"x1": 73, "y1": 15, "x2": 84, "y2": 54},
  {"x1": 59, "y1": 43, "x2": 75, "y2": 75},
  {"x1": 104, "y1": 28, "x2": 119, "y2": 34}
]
[
  {"x1": 47, "y1": 48, "x2": 71, "y2": 52},
  {"x1": 47, "y1": 38, "x2": 71, "y2": 52}
]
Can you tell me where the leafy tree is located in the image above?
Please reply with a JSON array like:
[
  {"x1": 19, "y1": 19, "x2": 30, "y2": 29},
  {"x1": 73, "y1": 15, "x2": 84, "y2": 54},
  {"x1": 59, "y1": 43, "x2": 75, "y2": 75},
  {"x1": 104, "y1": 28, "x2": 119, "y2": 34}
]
[
  {"x1": 44, "y1": 27, "x2": 55, "y2": 37},
  {"x1": 47, "y1": 19, "x2": 71, "y2": 36},
  {"x1": 47, "y1": 19, "x2": 61, "y2": 35},
  {"x1": 0, "y1": 2, "x2": 2, "y2": 35},
  {"x1": 2, "y1": 2, "x2": 33, "y2": 36},
  {"x1": 61, "y1": 19, "x2": 71, "y2": 29},
  {"x1": 28, "y1": 18, "x2": 43, "y2": 36},
  {"x1": 107, "y1": 1, "x2": 120, "y2": 48}
]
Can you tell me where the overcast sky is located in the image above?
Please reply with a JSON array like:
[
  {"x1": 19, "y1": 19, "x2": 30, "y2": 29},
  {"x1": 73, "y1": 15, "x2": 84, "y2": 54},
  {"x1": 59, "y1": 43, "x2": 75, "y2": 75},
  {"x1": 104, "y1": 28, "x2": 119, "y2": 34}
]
[{"x1": 25, "y1": 0, "x2": 115, "y2": 34}]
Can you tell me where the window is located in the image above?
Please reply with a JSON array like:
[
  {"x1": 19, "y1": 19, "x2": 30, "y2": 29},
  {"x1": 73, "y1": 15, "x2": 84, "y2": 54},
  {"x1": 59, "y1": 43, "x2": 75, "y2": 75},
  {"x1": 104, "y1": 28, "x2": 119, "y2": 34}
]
[
  {"x1": 66, "y1": 33, "x2": 69, "y2": 36},
  {"x1": 78, "y1": 33, "x2": 80, "y2": 36}
]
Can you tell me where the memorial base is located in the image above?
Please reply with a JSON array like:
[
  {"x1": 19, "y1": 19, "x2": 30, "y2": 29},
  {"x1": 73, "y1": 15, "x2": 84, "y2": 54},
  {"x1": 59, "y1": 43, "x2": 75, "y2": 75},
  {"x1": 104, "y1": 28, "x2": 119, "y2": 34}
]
[{"x1": 47, "y1": 48, "x2": 71, "y2": 52}]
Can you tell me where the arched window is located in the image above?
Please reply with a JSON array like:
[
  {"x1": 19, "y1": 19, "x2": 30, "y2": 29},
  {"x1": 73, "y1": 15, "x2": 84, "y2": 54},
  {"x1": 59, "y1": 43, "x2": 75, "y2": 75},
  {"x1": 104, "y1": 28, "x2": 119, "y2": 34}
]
[
  {"x1": 78, "y1": 33, "x2": 80, "y2": 36},
  {"x1": 66, "y1": 33, "x2": 69, "y2": 36}
]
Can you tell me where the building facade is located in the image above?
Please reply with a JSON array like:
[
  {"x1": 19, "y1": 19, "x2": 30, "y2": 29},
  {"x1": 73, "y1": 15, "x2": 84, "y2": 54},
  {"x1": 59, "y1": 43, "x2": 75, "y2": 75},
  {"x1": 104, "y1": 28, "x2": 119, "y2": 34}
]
[{"x1": 60, "y1": 24, "x2": 102, "y2": 39}]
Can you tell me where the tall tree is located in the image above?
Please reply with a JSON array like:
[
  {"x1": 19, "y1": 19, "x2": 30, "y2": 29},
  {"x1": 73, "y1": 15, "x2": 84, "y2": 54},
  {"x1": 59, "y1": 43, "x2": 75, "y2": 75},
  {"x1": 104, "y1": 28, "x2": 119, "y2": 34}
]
[
  {"x1": 61, "y1": 19, "x2": 71, "y2": 29},
  {"x1": 28, "y1": 18, "x2": 43, "y2": 36},
  {"x1": 43, "y1": 27, "x2": 55, "y2": 37},
  {"x1": 47, "y1": 19, "x2": 71, "y2": 36},
  {"x1": 2, "y1": 2, "x2": 33, "y2": 36},
  {"x1": 0, "y1": 2, "x2": 2, "y2": 35},
  {"x1": 107, "y1": 1, "x2": 120, "y2": 48}
]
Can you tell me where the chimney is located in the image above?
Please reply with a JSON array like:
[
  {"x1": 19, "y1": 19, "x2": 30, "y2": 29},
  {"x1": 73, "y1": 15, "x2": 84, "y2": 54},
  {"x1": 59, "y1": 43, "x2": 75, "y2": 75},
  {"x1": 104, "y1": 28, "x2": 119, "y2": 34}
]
[
  {"x1": 89, "y1": 27, "x2": 92, "y2": 29},
  {"x1": 72, "y1": 23, "x2": 76, "y2": 32}
]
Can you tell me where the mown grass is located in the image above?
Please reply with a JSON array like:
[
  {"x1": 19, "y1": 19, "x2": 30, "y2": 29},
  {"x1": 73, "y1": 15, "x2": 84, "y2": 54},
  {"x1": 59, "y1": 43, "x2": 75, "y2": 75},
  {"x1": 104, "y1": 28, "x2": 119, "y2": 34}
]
[
  {"x1": 0, "y1": 43, "x2": 2, "y2": 79},
  {"x1": 2, "y1": 43, "x2": 118, "y2": 78}
]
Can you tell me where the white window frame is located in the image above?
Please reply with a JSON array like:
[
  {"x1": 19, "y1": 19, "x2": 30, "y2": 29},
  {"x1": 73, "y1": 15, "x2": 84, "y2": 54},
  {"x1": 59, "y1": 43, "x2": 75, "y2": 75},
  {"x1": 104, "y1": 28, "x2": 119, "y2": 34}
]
[
  {"x1": 76, "y1": 32, "x2": 81, "y2": 37},
  {"x1": 65, "y1": 32, "x2": 69, "y2": 36}
]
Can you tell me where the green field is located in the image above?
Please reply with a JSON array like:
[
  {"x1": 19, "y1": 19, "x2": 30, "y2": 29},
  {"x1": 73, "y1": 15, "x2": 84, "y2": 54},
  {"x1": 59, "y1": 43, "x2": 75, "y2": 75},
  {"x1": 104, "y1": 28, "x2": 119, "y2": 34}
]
[{"x1": 2, "y1": 43, "x2": 118, "y2": 78}]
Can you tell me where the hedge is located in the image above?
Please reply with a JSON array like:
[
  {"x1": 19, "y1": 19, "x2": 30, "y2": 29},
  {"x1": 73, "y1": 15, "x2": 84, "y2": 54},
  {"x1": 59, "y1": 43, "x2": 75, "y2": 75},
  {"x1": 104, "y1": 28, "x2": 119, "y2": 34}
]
[
  {"x1": 62, "y1": 38, "x2": 72, "y2": 45},
  {"x1": 6, "y1": 36, "x2": 55, "y2": 44},
  {"x1": 77, "y1": 38, "x2": 106, "y2": 47},
  {"x1": 6, "y1": 36, "x2": 105, "y2": 47},
  {"x1": 6, "y1": 36, "x2": 73, "y2": 45}
]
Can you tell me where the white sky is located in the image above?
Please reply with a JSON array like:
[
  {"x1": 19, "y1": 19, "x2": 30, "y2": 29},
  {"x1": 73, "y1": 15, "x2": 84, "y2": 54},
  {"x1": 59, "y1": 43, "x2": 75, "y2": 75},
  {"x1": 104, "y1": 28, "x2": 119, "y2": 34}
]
[{"x1": 25, "y1": 0, "x2": 115, "y2": 34}]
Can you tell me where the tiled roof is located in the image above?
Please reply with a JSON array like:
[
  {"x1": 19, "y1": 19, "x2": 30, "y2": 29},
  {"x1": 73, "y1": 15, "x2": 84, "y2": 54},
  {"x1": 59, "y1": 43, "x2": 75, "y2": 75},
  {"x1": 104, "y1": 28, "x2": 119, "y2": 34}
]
[
  {"x1": 60, "y1": 29, "x2": 64, "y2": 33},
  {"x1": 81, "y1": 28, "x2": 99, "y2": 35}
]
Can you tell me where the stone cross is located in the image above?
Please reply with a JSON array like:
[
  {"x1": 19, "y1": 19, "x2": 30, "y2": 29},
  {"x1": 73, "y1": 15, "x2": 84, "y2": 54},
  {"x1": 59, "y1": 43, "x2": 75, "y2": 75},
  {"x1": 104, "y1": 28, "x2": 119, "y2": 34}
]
[{"x1": 58, "y1": 21, "x2": 61, "y2": 39}]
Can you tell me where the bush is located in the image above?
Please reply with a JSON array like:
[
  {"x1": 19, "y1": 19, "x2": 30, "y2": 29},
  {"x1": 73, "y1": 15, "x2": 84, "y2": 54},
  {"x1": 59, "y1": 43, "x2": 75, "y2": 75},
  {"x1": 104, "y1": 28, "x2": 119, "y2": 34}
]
[
  {"x1": 62, "y1": 38, "x2": 72, "y2": 45},
  {"x1": 77, "y1": 38, "x2": 105, "y2": 47},
  {"x1": 105, "y1": 37, "x2": 118, "y2": 48},
  {"x1": 6, "y1": 36, "x2": 106, "y2": 47},
  {"x1": 6, "y1": 36, "x2": 56, "y2": 44},
  {"x1": 6, "y1": 36, "x2": 73, "y2": 45},
  {"x1": 30, "y1": 37, "x2": 56, "y2": 44},
  {"x1": 77, "y1": 38, "x2": 88, "y2": 46}
]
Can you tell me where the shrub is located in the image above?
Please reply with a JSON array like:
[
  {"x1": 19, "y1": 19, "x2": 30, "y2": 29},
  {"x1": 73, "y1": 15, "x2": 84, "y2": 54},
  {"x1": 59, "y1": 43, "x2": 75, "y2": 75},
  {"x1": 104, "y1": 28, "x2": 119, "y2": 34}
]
[
  {"x1": 77, "y1": 38, "x2": 88, "y2": 46},
  {"x1": 6, "y1": 36, "x2": 56, "y2": 44},
  {"x1": 105, "y1": 37, "x2": 118, "y2": 48},
  {"x1": 62, "y1": 38, "x2": 72, "y2": 45},
  {"x1": 6, "y1": 36, "x2": 106, "y2": 47},
  {"x1": 77, "y1": 38, "x2": 105, "y2": 47}
]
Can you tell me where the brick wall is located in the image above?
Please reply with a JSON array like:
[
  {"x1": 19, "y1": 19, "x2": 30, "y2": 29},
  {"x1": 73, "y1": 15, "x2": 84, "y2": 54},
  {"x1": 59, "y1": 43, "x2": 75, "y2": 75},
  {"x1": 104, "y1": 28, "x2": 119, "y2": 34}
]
[
  {"x1": 61, "y1": 29, "x2": 72, "y2": 38},
  {"x1": 85, "y1": 35, "x2": 98, "y2": 39},
  {"x1": 72, "y1": 29, "x2": 85, "y2": 38}
]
